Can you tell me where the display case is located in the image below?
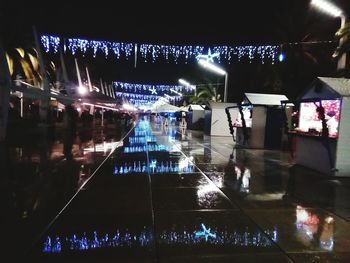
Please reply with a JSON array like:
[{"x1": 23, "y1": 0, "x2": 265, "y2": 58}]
[
  {"x1": 297, "y1": 99, "x2": 341, "y2": 138},
  {"x1": 293, "y1": 77, "x2": 350, "y2": 176},
  {"x1": 233, "y1": 105, "x2": 252, "y2": 128}
]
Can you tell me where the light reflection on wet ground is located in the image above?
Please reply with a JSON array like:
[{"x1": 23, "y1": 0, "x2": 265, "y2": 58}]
[{"x1": 15, "y1": 119, "x2": 350, "y2": 262}]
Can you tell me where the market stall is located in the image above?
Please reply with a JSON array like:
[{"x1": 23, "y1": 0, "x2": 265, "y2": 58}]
[
  {"x1": 292, "y1": 77, "x2": 350, "y2": 176},
  {"x1": 187, "y1": 104, "x2": 205, "y2": 130},
  {"x1": 204, "y1": 102, "x2": 238, "y2": 136},
  {"x1": 234, "y1": 93, "x2": 289, "y2": 149}
]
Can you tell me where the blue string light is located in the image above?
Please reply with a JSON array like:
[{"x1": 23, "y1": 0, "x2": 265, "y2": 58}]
[
  {"x1": 114, "y1": 81, "x2": 192, "y2": 107},
  {"x1": 41, "y1": 35, "x2": 60, "y2": 53},
  {"x1": 115, "y1": 92, "x2": 182, "y2": 108},
  {"x1": 196, "y1": 48, "x2": 220, "y2": 62},
  {"x1": 114, "y1": 82, "x2": 192, "y2": 95},
  {"x1": 40, "y1": 34, "x2": 280, "y2": 64},
  {"x1": 138, "y1": 44, "x2": 280, "y2": 64},
  {"x1": 66, "y1": 38, "x2": 134, "y2": 58}
]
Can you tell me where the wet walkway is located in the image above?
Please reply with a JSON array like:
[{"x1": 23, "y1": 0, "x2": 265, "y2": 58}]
[
  {"x1": 25, "y1": 119, "x2": 350, "y2": 262},
  {"x1": 2, "y1": 122, "x2": 131, "y2": 261}
]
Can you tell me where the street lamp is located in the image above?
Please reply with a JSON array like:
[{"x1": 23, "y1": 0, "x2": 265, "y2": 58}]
[
  {"x1": 178, "y1": 79, "x2": 196, "y2": 90},
  {"x1": 197, "y1": 59, "x2": 228, "y2": 102},
  {"x1": 77, "y1": 85, "x2": 88, "y2": 95},
  {"x1": 170, "y1": 88, "x2": 182, "y2": 96},
  {"x1": 311, "y1": 0, "x2": 347, "y2": 70}
]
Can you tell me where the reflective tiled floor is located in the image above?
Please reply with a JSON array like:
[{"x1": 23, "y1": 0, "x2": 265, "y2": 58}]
[{"x1": 6, "y1": 118, "x2": 350, "y2": 262}]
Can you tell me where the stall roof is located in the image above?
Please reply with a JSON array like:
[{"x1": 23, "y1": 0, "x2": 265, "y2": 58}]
[
  {"x1": 318, "y1": 77, "x2": 350, "y2": 97},
  {"x1": 189, "y1": 104, "x2": 205, "y2": 111},
  {"x1": 244, "y1": 93, "x2": 288, "y2": 106},
  {"x1": 209, "y1": 102, "x2": 237, "y2": 109},
  {"x1": 300, "y1": 77, "x2": 350, "y2": 100}
]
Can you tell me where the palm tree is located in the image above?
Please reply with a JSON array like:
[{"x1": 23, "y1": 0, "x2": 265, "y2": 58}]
[
  {"x1": 334, "y1": 22, "x2": 350, "y2": 76},
  {"x1": 189, "y1": 83, "x2": 221, "y2": 107},
  {"x1": 6, "y1": 47, "x2": 43, "y2": 87}
]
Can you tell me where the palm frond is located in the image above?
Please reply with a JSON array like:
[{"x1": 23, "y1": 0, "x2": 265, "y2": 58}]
[{"x1": 335, "y1": 22, "x2": 350, "y2": 39}]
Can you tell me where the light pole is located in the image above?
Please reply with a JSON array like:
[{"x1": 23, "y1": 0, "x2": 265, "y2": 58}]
[
  {"x1": 311, "y1": 0, "x2": 347, "y2": 70},
  {"x1": 197, "y1": 59, "x2": 228, "y2": 102},
  {"x1": 179, "y1": 79, "x2": 196, "y2": 90},
  {"x1": 178, "y1": 78, "x2": 196, "y2": 97}
]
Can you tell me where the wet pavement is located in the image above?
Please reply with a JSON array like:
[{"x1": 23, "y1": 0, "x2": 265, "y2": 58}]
[
  {"x1": 1, "y1": 122, "x2": 131, "y2": 261},
  {"x1": 5, "y1": 118, "x2": 350, "y2": 262}
]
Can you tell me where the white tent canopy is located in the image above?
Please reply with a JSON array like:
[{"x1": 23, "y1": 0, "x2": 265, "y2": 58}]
[
  {"x1": 151, "y1": 103, "x2": 180, "y2": 112},
  {"x1": 179, "y1": 105, "x2": 189, "y2": 112}
]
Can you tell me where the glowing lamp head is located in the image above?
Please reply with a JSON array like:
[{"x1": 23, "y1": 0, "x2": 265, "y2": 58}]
[
  {"x1": 78, "y1": 86, "x2": 88, "y2": 95},
  {"x1": 311, "y1": 0, "x2": 344, "y2": 18}
]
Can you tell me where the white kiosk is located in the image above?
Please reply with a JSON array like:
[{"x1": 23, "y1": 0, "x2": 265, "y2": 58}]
[
  {"x1": 204, "y1": 102, "x2": 238, "y2": 136},
  {"x1": 293, "y1": 77, "x2": 350, "y2": 176},
  {"x1": 187, "y1": 104, "x2": 205, "y2": 130},
  {"x1": 235, "y1": 93, "x2": 289, "y2": 149}
]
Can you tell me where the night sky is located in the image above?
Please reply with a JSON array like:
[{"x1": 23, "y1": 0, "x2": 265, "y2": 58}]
[{"x1": 1, "y1": 0, "x2": 350, "y2": 102}]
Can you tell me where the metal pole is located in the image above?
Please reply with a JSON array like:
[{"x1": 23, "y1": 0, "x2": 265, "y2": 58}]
[
  {"x1": 224, "y1": 73, "x2": 228, "y2": 102},
  {"x1": 86, "y1": 67, "x2": 92, "y2": 92},
  {"x1": 33, "y1": 26, "x2": 50, "y2": 123},
  {"x1": 20, "y1": 92, "x2": 23, "y2": 118},
  {"x1": 337, "y1": 14, "x2": 347, "y2": 70},
  {"x1": 59, "y1": 40, "x2": 73, "y2": 96},
  {"x1": 100, "y1": 79, "x2": 105, "y2": 94},
  {"x1": 75, "y1": 58, "x2": 82, "y2": 87},
  {"x1": 134, "y1": 44, "x2": 138, "y2": 68}
]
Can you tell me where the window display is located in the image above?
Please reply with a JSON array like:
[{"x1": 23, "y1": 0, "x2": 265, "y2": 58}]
[
  {"x1": 298, "y1": 99, "x2": 341, "y2": 138},
  {"x1": 233, "y1": 105, "x2": 252, "y2": 128}
]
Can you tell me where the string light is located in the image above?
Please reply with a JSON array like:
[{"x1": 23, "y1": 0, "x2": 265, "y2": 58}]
[
  {"x1": 114, "y1": 82, "x2": 193, "y2": 95},
  {"x1": 40, "y1": 34, "x2": 280, "y2": 64},
  {"x1": 149, "y1": 86, "x2": 157, "y2": 95},
  {"x1": 139, "y1": 44, "x2": 279, "y2": 64},
  {"x1": 40, "y1": 35, "x2": 60, "y2": 53},
  {"x1": 40, "y1": 35, "x2": 134, "y2": 59},
  {"x1": 67, "y1": 38, "x2": 134, "y2": 58},
  {"x1": 41, "y1": 34, "x2": 338, "y2": 65},
  {"x1": 116, "y1": 92, "x2": 181, "y2": 108},
  {"x1": 114, "y1": 81, "x2": 192, "y2": 107}
]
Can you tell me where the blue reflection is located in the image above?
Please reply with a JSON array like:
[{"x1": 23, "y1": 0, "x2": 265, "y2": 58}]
[
  {"x1": 42, "y1": 225, "x2": 278, "y2": 254},
  {"x1": 128, "y1": 136, "x2": 157, "y2": 144},
  {"x1": 194, "y1": 224, "x2": 217, "y2": 241},
  {"x1": 149, "y1": 160, "x2": 157, "y2": 173},
  {"x1": 114, "y1": 160, "x2": 194, "y2": 175},
  {"x1": 124, "y1": 144, "x2": 169, "y2": 153},
  {"x1": 159, "y1": 225, "x2": 278, "y2": 247},
  {"x1": 43, "y1": 236, "x2": 62, "y2": 253},
  {"x1": 43, "y1": 228, "x2": 152, "y2": 254}
]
